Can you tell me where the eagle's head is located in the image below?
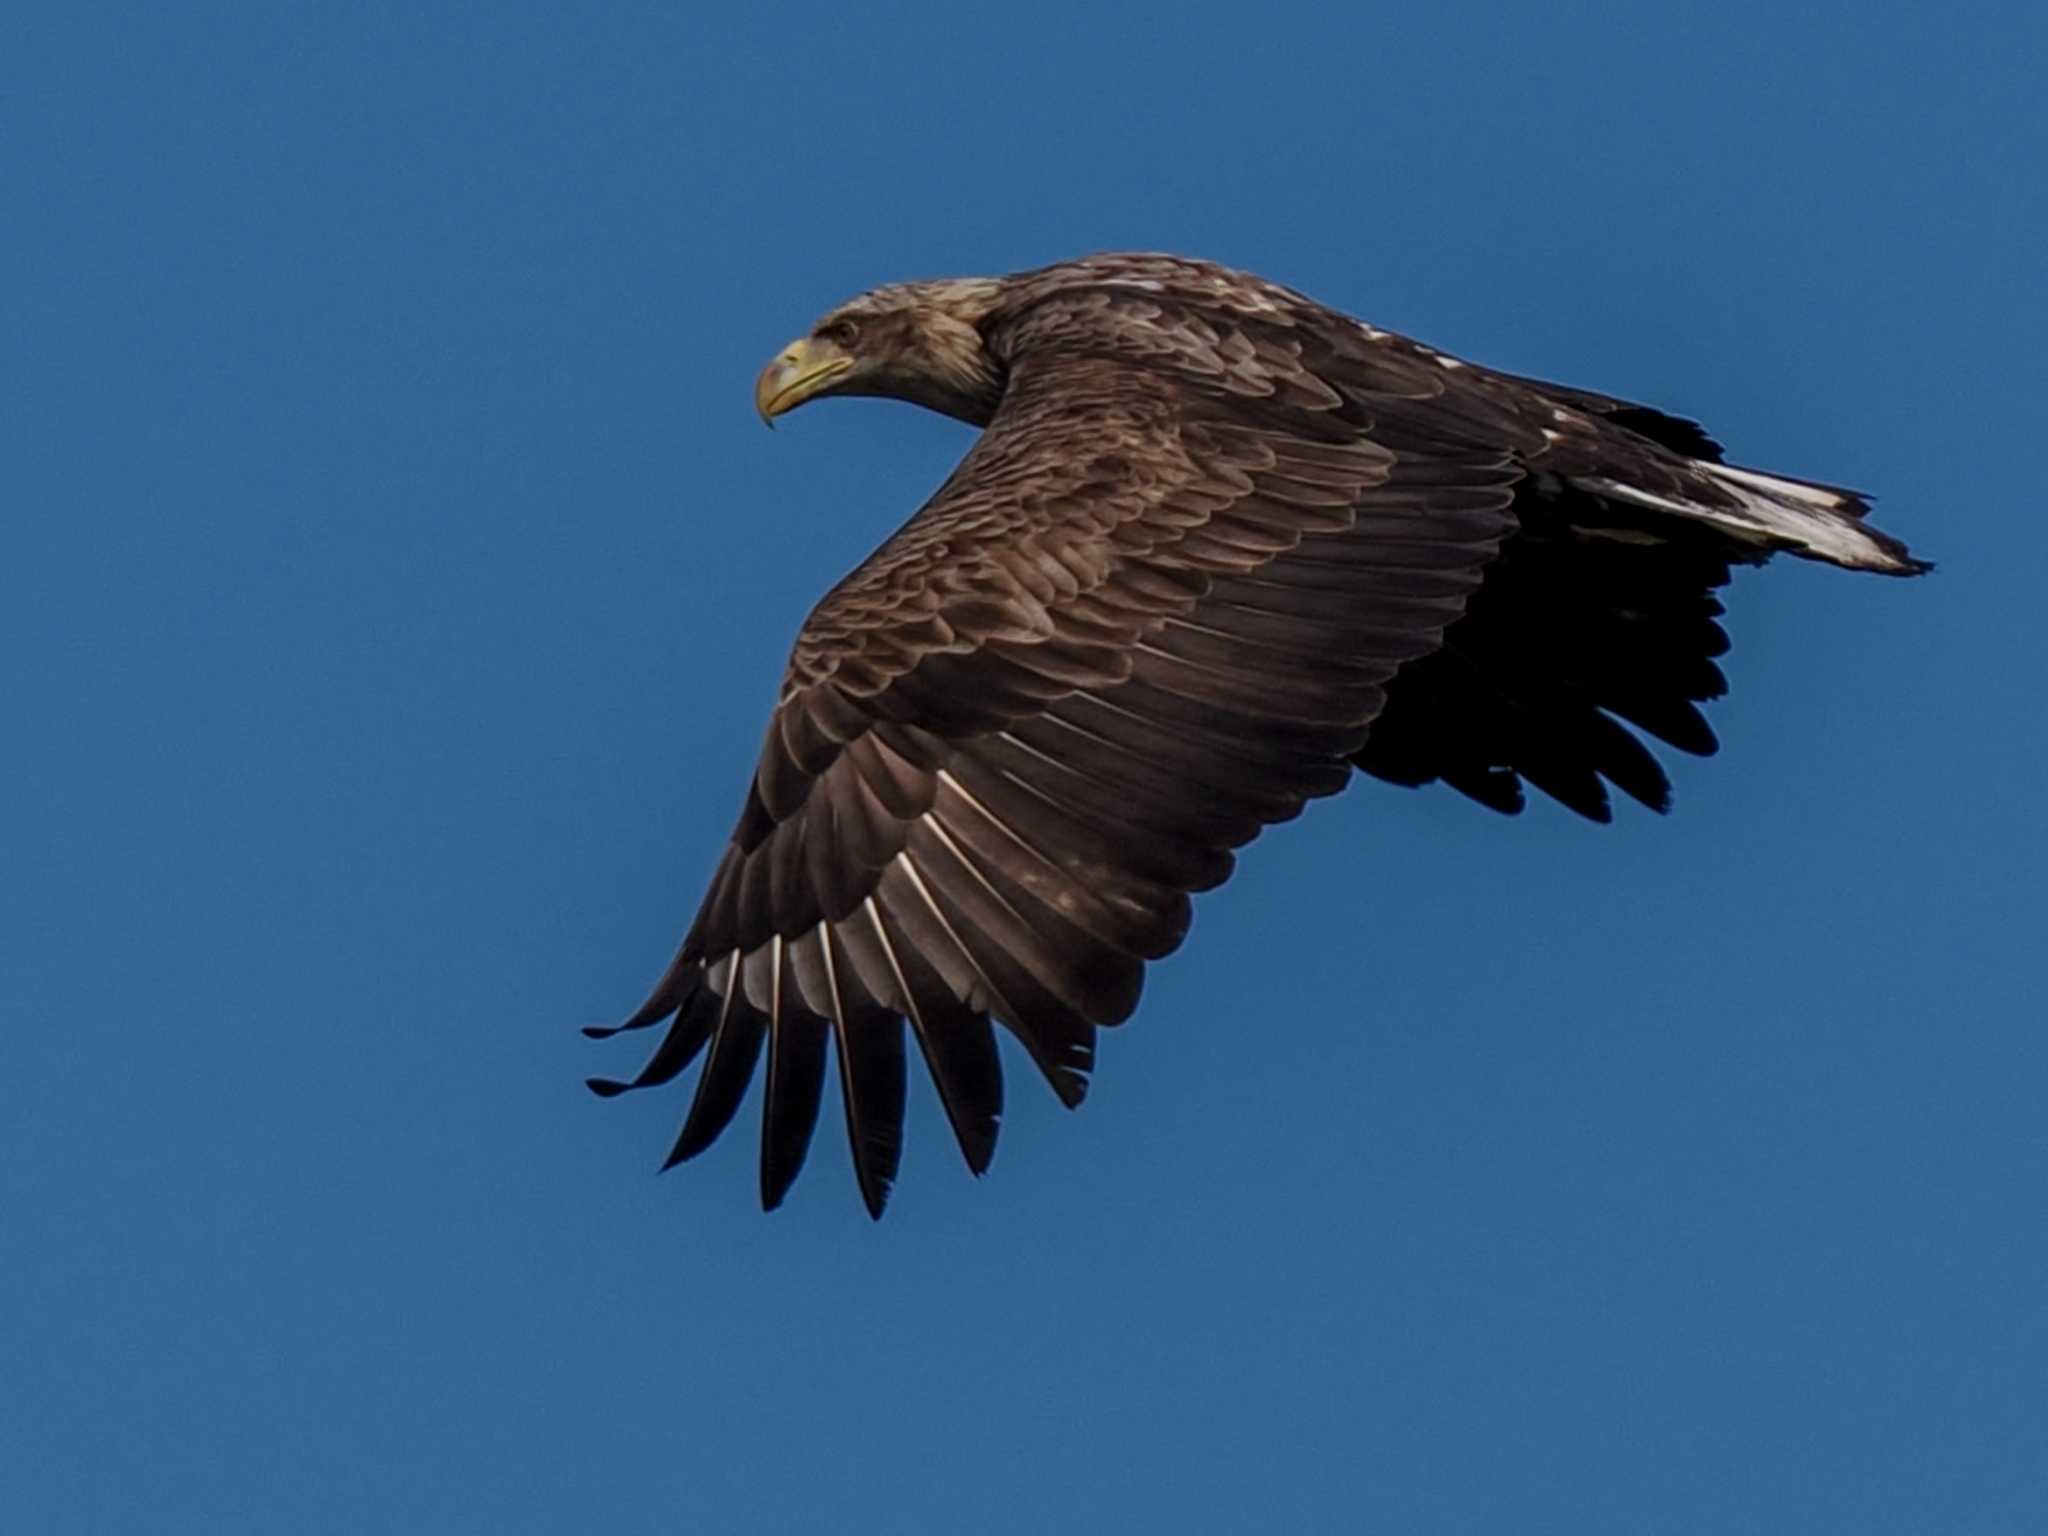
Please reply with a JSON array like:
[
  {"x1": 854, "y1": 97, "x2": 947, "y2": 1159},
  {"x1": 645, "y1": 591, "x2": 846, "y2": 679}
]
[{"x1": 755, "y1": 277, "x2": 1008, "y2": 428}]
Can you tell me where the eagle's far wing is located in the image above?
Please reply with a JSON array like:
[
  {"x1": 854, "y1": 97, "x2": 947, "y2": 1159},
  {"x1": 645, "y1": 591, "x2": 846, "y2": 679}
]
[
  {"x1": 592, "y1": 327, "x2": 1523, "y2": 1216},
  {"x1": 1485, "y1": 369, "x2": 1727, "y2": 462}
]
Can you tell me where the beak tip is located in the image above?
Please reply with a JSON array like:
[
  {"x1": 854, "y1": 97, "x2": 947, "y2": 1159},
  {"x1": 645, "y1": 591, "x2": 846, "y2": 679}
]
[{"x1": 754, "y1": 339, "x2": 853, "y2": 428}]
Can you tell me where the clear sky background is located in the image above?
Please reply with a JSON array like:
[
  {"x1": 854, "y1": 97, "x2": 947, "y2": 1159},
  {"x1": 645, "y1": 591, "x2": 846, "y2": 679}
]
[{"x1": 6, "y1": 4, "x2": 2045, "y2": 1532}]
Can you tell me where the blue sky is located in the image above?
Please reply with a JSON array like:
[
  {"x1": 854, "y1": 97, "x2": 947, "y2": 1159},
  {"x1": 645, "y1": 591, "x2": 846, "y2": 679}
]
[{"x1": 5, "y1": 3, "x2": 2045, "y2": 1531}]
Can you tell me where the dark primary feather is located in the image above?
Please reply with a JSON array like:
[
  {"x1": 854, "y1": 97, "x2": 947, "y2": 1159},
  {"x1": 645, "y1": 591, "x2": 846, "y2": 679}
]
[
  {"x1": 593, "y1": 252, "x2": 1926, "y2": 1216},
  {"x1": 1355, "y1": 494, "x2": 1741, "y2": 821}
]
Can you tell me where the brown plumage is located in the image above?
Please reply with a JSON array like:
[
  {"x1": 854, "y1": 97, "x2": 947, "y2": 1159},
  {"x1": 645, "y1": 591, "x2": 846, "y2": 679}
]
[{"x1": 589, "y1": 252, "x2": 1927, "y2": 1217}]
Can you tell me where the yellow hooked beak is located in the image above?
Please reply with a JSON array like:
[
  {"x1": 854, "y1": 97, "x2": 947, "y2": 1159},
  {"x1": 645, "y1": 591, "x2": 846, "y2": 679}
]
[{"x1": 755, "y1": 335, "x2": 855, "y2": 424}]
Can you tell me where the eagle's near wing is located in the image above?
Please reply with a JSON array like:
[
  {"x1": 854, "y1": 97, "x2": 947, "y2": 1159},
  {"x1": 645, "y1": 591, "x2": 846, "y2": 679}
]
[
  {"x1": 591, "y1": 271, "x2": 1923, "y2": 1215},
  {"x1": 592, "y1": 301, "x2": 1529, "y2": 1215}
]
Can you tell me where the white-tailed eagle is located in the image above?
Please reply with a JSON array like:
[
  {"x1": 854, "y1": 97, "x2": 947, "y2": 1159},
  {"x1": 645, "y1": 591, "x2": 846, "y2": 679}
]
[{"x1": 589, "y1": 253, "x2": 1926, "y2": 1217}]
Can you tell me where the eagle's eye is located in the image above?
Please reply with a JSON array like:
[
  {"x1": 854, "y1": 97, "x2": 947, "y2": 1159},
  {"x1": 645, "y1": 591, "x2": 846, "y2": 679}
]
[{"x1": 817, "y1": 317, "x2": 861, "y2": 348}]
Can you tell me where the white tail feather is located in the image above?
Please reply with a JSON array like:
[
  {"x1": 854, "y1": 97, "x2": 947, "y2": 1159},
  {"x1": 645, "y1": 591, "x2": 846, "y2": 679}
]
[{"x1": 1581, "y1": 465, "x2": 1917, "y2": 573}]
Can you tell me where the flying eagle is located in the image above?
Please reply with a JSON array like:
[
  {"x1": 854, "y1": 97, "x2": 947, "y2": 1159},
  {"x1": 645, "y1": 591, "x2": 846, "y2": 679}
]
[{"x1": 589, "y1": 252, "x2": 1925, "y2": 1217}]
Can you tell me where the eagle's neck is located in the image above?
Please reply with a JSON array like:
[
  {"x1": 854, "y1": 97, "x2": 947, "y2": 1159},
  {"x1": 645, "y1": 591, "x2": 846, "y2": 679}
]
[
  {"x1": 900, "y1": 280, "x2": 1008, "y2": 426},
  {"x1": 893, "y1": 342, "x2": 1004, "y2": 427}
]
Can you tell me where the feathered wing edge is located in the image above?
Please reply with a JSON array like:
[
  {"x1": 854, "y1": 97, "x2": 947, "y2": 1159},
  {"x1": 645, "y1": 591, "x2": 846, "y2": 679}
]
[
  {"x1": 1354, "y1": 492, "x2": 1741, "y2": 822},
  {"x1": 589, "y1": 453, "x2": 1522, "y2": 1216}
]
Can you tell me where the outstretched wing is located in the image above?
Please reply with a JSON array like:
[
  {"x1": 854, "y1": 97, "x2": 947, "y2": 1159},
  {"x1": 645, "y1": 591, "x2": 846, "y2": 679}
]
[{"x1": 592, "y1": 305, "x2": 1528, "y2": 1215}]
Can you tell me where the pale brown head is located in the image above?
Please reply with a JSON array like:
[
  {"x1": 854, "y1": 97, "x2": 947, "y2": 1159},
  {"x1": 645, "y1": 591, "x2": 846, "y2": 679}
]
[{"x1": 754, "y1": 277, "x2": 1008, "y2": 428}]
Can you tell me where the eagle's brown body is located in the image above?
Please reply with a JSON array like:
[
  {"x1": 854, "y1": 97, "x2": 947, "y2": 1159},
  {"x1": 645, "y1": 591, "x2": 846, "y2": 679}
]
[{"x1": 590, "y1": 253, "x2": 1924, "y2": 1216}]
